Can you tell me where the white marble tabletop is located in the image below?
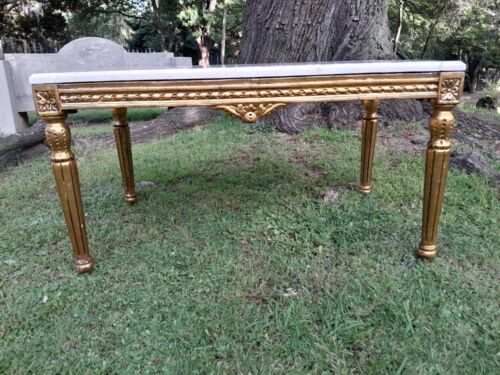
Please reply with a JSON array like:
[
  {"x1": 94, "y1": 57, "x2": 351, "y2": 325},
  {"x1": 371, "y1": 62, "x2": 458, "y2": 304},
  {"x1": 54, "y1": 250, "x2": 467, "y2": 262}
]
[{"x1": 29, "y1": 60, "x2": 466, "y2": 85}]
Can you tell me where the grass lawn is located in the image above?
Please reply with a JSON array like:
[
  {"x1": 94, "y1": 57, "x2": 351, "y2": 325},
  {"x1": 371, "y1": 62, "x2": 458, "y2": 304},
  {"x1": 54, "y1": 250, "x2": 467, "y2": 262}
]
[
  {"x1": 0, "y1": 116, "x2": 499, "y2": 374},
  {"x1": 459, "y1": 102, "x2": 500, "y2": 119}
]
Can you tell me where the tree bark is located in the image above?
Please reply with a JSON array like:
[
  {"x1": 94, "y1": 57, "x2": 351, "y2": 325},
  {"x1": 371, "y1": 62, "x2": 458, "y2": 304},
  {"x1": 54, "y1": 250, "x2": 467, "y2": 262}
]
[
  {"x1": 196, "y1": 36, "x2": 211, "y2": 67},
  {"x1": 197, "y1": 0, "x2": 218, "y2": 66},
  {"x1": 420, "y1": 18, "x2": 439, "y2": 59},
  {"x1": 220, "y1": 0, "x2": 227, "y2": 64},
  {"x1": 466, "y1": 57, "x2": 482, "y2": 93},
  {"x1": 151, "y1": 0, "x2": 168, "y2": 51},
  {"x1": 394, "y1": 0, "x2": 404, "y2": 53},
  {"x1": 239, "y1": 0, "x2": 424, "y2": 133}
]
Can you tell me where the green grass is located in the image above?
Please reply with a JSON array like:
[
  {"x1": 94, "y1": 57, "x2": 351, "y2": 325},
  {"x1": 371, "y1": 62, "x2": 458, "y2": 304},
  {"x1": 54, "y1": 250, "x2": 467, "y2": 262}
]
[
  {"x1": 1, "y1": 117, "x2": 499, "y2": 374},
  {"x1": 28, "y1": 108, "x2": 166, "y2": 125},
  {"x1": 459, "y1": 102, "x2": 500, "y2": 119},
  {"x1": 68, "y1": 121, "x2": 145, "y2": 138}
]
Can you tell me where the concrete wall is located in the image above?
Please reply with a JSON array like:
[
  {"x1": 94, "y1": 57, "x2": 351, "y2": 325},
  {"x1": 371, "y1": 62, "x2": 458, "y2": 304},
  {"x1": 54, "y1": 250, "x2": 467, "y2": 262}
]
[
  {"x1": 0, "y1": 37, "x2": 192, "y2": 135},
  {"x1": 0, "y1": 61, "x2": 29, "y2": 135}
]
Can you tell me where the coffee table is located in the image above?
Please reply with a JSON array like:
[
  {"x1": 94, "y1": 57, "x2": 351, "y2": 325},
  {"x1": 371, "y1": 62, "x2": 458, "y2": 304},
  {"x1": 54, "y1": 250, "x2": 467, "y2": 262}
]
[{"x1": 30, "y1": 61, "x2": 466, "y2": 273}]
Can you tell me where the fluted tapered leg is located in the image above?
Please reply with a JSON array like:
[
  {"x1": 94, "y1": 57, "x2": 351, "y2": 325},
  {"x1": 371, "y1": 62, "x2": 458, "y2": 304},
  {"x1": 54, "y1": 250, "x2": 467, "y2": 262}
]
[
  {"x1": 418, "y1": 102, "x2": 456, "y2": 260},
  {"x1": 360, "y1": 100, "x2": 379, "y2": 193},
  {"x1": 44, "y1": 114, "x2": 93, "y2": 273},
  {"x1": 112, "y1": 108, "x2": 136, "y2": 204}
]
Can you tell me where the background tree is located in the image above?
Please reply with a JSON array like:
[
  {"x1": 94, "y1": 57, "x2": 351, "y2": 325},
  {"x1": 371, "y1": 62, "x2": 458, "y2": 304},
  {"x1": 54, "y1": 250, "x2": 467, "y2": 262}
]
[
  {"x1": 210, "y1": 0, "x2": 245, "y2": 63},
  {"x1": 1, "y1": 0, "x2": 141, "y2": 50},
  {"x1": 126, "y1": 0, "x2": 244, "y2": 64},
  {"x1": 388, "y1": 0, "x2": 500, "y2": 92},
  {"x1": 239, "y1": 0, "x2": 424, "y2": 133},
  {"x1": 2, "y1": 1, "x2": 497, "y2": 89},
  {"x1": 1, "y1": 0, "x2": 72, "y2": 50},
  {"x1": 455, "y1": 4, "x2": 500, "y2": 91},
  {"x1": 175, "y1": 0, "x2": 244, "y2": 65}
]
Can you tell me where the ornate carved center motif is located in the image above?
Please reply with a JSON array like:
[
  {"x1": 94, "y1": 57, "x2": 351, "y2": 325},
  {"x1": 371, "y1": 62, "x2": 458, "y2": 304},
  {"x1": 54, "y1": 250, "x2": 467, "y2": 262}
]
[
  {"x1": 439, "y1": 79, "x2": 461, "y2": 103},
  {"x1": 36, "y1": 91, "x2": 58, "y2": 113},
  {"x1": 214, "y1": 103, "x2": 286, "y2": 123}
]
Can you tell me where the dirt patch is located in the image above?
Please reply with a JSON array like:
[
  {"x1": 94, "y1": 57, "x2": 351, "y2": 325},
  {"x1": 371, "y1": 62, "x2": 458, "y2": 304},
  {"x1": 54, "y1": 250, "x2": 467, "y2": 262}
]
[
  {"x1": 378, "y1": 123, "x2": 427, "y2": 156},
  {"x1": 377, "y1": 108, "x2": 500, "y2": 163}
]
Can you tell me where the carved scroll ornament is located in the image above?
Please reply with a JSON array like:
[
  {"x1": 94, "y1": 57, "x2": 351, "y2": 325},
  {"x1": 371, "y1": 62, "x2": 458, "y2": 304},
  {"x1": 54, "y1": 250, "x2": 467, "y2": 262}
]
[{"x1": 214, "y1": 103, "x2": 287, "y2": 122}]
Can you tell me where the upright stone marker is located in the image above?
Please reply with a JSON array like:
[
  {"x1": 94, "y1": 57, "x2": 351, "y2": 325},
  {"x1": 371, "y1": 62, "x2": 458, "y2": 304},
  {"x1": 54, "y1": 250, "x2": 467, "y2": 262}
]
[
  {"x1": 0, "y1": 60, "x2": 29, "y2": 135},
  {"x1": 0, "y1": 37, "x2": 192, "y2": 136}
]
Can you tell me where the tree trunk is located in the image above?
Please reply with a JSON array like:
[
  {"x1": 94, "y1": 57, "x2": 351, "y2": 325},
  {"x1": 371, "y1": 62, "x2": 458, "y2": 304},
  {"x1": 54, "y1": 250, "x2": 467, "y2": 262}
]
[
  {"x1": 220, "y1": 0, "x2": 227, "y2": 64},
  {"x1": 0, "y1": 120, "x2": 47, "y2": 165},
  {"x1": 197, "y1": 0, "x2": 218, "y2": 67},
  {"x1": 197, "y1": 36, "x2": 211, "y2": 67},
  {"x1": 0, "y1": 120, "x2": 45, "y2": 155},
  {"x1": 420, "y1": 18, "x2": 439, "y2": 59},
  {"x1": 151, "y1": 0, "x2": 167, "y2": 51},
  {"x1": 394, "y1": 0, "x2": 404, "y2": 53},
  {"x1": 466, "y1": 58, "x2": 482, "y2": 93},
  {"x1": 88, "y1": 108, "x2": 221, "y2": 149},
  {"x1": 239, "y1": 0, "x2": 424, "y2": 133}
]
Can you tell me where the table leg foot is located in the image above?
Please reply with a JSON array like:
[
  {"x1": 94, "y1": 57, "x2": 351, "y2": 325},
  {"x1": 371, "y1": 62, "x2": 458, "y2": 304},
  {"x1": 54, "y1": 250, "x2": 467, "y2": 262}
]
[
  {"x1": 74, "y1": 257, "x2": 94, "y2": 273},
  {"x1": 417, "y1": 244, "x2": 437, "y2": 260},
  {"x1": 124, "y1": 193, "x2": 137, "y2": 204},
  {"x1": 359, "y1": 185, "x2": 372, "y2": 194}
]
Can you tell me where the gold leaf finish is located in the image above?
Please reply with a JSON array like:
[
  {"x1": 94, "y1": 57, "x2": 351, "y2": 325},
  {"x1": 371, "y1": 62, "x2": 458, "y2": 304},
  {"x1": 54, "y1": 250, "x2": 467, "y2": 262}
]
[
  {"x1": 59, "y1": 84, "x2": 439, "y2": 105},
  {"x1": 359, "y1": 100, "x2": 380, "y2": 194},
  {"x1": 418, "y1": 102, "x2": 456, "y2": 260},
  {"x1": 439, "y1": 79, "x2": 461, "y2": 103},
  {"x1": 112, "y1": 108, "x2": 137, "y2": 204},
  {"x1": 44, "y1": 114, "x2": 93, "y2": 273},
  {"x1": 214, "y1": 103, "x2": 286, "y2": 122},
  {"x1": 437, "y1": 72, "x2": 464, "y2": 104},
  {"x1": 35, "y1": 91, "x2": 58, "y2": 113}
]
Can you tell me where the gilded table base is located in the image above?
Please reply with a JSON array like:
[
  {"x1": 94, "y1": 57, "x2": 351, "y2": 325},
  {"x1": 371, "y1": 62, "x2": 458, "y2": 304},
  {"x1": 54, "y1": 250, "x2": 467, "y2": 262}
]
[{"x1": 35, "y1": 72, "x2": 464, "y2": 273}]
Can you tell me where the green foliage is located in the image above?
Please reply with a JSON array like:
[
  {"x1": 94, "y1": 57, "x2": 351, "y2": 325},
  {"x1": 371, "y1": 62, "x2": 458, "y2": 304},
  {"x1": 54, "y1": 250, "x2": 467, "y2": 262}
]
[
  {"x1": 177, "y1": 2, "x2": 202, "y2": 32},
  {"x1": 126, "y1": 0, "x2": 245, "y2": 63},
  {"x1": 1, "y1": 119, "x2": 499, "y2": 373},
  {"x1": 1, "y1": 1, "x2": 138, "y2": 47},
  {"x1": 454, "y1": 5, "x2": 500, "y2": 68},
  {"x1": 1, "y1": 1, "x2": 72, "y2": 46},
  {"x1": 68, "y1": 10, "x2": 133, "y2": 45},
  {"x1": 389, "y1": 0, "x2": 500, "y2": 91},
  {"x1": 211, "y1": 0, "x2": 246, "y2": 61}
]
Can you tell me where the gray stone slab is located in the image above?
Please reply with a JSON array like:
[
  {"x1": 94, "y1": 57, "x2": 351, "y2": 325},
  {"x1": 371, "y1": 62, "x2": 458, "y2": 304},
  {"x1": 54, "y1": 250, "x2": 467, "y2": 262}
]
[
  {"x1": 6, "y1": 37, "x2": 192, "y2": 112},
  {"x1": 0, "y1": 61, "x2": 29, "y2": 136}
]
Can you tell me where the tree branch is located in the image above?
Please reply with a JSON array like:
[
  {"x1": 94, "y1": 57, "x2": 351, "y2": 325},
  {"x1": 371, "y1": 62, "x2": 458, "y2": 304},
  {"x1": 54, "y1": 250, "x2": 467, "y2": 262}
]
[{"x1": 2, "y1": 0, "x2": 23, "y2": 16}]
